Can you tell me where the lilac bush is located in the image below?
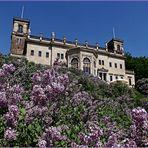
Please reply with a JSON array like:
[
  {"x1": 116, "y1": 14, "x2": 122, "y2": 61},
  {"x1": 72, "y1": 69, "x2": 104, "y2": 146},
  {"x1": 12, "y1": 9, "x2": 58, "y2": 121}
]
[
  {"x1": 129, "y1": 107, "x2": 148, "y2": 146},
  {"x1": 0, "y1": 59, "x2": 147, "y2": 147},
  {"x1": 136, "y1": 78, "x2": 148, "y2": 97}
]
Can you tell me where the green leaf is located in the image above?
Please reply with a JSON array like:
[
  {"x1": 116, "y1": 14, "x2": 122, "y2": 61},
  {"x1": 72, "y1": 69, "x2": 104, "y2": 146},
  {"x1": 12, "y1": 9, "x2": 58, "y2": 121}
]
[
  {"x1": 28, "y1": 124, "x2": 33, "y2": 131},
  {"x1": 20, "y1": 108, "x2": 26, "y2": 115}
]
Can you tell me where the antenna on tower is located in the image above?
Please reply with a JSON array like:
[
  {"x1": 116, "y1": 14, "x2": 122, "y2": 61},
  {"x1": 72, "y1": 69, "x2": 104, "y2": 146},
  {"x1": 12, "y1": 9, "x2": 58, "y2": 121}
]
[
  {"x1": 113, "y1": 27, "x2": 116, "y2": 39},
  {"x1": 21, "y1": 6, "x2": 24, "y2": 18}
]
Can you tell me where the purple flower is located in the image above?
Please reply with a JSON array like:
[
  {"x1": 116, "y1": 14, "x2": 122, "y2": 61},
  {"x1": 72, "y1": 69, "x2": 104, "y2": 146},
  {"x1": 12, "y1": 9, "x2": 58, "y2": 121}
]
[
  {"x1": 8, "y1": 105, "x2": 19, "y2": 119},
  {"x1": 32, "y1": 85, "x2": 47, "y2": 106},
  {"x1": 5, "y1": 112, "x2": 17, "y2": 127},
  {"x1": 0, "y1": 92, "x2": 7, "y2": 108},
  {"x1": 4, "y1": 105, "x2": 19, "y2": 127},
  {"x1": 104, "y1": 133, "x2": 118, "y2": 147},
  {"x1": 9, "y1": 84, "x2": 24, "y2": 94},
  {"x1": 124, "y1": 139, "x2": 137, "y2": 148},
  {"x1": 71, "y1": 142, "x2": 88, "y2": 148},
  {"x1": 40, "y1": 126, "x2": 67, "y2": 147},
  {"x1": 4, "y1": 128, "x2": 17, "y2": 141},
  {"x1": 38, "y1": 139, "x2": 47, "y2": 148},
  {"x1": 7, "y1": 85, "x2": 24, "y2": 105},
  {"x1": 2, "y1": 64, "x2": 15, "y2": 75},
  {"x1": 132, "y1": 107, "x2": 147, "y2": 123},
  {"x1": 32, "y1": 71, "x2": 43, "y2": 85},
  {"x1": 79, "y1": 121, "x2": 103, "y2": 146},
  {"x1": 51, "y1": 82, "x2": 65, "y2": 93},
  {"x1": 0, "y1": 69, "x2": 5, "y2": 77},
  {"x1": 71, "y1": 91, "x2": 91, "y2": 106}
]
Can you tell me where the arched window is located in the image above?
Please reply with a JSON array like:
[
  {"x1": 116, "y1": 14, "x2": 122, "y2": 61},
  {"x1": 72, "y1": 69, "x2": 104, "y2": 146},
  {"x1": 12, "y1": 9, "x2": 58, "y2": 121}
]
[
  {"x1": 117, "y1": 45, "x2": 120, "y2": 51},
  {"x1": 83, "y1": 58, "x2": 91, "y2": 74},
  {"x1": 18, "y1": 24, "x2": 23, "y2": 33},
  {"x1": 71, "y1": 58, "x2": 78, "y2": 69}
]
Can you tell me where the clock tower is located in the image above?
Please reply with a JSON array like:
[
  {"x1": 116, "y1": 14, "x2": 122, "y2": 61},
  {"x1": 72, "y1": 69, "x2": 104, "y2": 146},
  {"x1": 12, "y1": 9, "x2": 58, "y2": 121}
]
[{"x1": 10, "y1": 17, "x2": 30, "y2": 55}]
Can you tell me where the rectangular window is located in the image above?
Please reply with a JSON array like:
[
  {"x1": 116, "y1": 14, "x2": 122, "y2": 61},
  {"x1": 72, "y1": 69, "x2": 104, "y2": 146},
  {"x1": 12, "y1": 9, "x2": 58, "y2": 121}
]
[
  {"x1": 46, "y1": 52, "x2": 49, "y2": 58},
  {"x1": 38, "y1": 51, "x2": 42, "y2": 57},
  {"x1": 129, "y1": 78, "x2": 132, "y2": 85},
  {"x1": 116, "y1": 76, "x2": 118, "y2": 79},
  {"x1": 115, "y1": 63, "x2": 117, "y2": 68},
  {"x1": 31, "y1": 50, "x2": 34, "y2": 56},
  {"x1": 102, "y1": 60, "x2": 104, "y2": 65},
  {"x1": 99, "y1": 60, "x2": 101, "y2": 65},
  {"x1": 110, "y1": 75, "x2": 113, "y2": 81},
  {"x1": 120, "y1": 64, "x2": 122, "y2": 69},
  {"x1": 16, "y1": 38, "x2": 22, "y2": 45},
  {"x1": 57, "y1": 53, "x2": 60, "y2": 58},
  {"x1": 103, "y1": 73, "x2": 107, "y2": 81},
  {"x1": 121, "y1": 76, "x2": 123, "y2": 79},
  {"x1": 61, "y1": 53, "x2": 64, "y2": 59},
  {"x1": 109, "y1": 62, "x2": 112, "y2": 67}
]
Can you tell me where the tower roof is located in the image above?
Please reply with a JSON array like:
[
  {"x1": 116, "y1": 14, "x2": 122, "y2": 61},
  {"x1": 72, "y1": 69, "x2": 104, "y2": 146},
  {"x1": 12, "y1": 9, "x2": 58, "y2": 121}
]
[{"x1": 13, "y1": 17, "x2": 30, "y2": 23}]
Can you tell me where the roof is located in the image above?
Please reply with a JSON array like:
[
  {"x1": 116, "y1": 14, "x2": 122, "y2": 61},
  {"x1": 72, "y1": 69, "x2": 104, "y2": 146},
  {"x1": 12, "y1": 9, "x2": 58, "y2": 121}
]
[
  {"x1": 125, "y1": 70, "x2": 135, "y2": 75},
  {"x1": 111, "y1": 38, "x2": 124, "y2": 43},
  {"x1": 13, "y1": 17, "x2": 30, "y2": 23},
  {"x1": 29, "y1": 35, "x2": 106, "y2": 50}
]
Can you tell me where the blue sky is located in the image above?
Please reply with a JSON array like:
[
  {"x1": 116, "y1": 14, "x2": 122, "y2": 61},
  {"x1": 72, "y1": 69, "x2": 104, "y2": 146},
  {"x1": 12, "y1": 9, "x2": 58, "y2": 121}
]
[{"x1": 0, "y1": 1, "x2": 148, "y2": 57}]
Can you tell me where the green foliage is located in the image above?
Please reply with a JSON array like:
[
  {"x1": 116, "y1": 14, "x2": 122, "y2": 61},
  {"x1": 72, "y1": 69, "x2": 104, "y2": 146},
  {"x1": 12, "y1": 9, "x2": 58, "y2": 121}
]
[
  {"x1": 110, "y1": 82, "x2": 132, "y2": 98},
  {"x1": 125, "y1": 52, "x2": 148, "y2": 81}
]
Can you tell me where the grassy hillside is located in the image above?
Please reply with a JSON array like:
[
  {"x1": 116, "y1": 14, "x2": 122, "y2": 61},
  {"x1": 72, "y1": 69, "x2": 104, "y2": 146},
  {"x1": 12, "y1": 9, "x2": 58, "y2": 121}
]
[{"x1": 0, "y1": 55, "x2": 147, "y2": 147}]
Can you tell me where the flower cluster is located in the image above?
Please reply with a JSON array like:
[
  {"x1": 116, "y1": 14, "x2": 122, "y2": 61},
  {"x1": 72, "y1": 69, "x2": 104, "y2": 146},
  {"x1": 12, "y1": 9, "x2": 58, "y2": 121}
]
[
  {"x1": 7, "y1": 84, "x2": 24, "y2": 105},
  {"x1": 0, "y1": 92, "x2": 7, "y2": 108},
  {"x1": 4, "y1": 105, "x2": 19, "y2": 128},
  {"x1": 25, "y1": 68, "x2": 69, "y2": 125},
  {"x1": 104, "y1": 133, "x2": 119, "y2": 147},
  {"x1": 121, "y1": 138, "x2": 137, "y2": 148},
  {"x1": 0, "y1": 64, "x2": 15, "y2": 77},
  {"x1": 25, "y1": 104, "x2": 48, "y2": 124},
  {"x1": 38, "y1": 139, "x2": 47, "y2": 148},
  {"x1": 132, "y1": 107, "x2": 147, "y2": 124},
  {"x1": 32, "y1": 69, "x2": 69, "y2": 100},
  {"x1": 71, "y1": 91, "x2": 92, "y2": 107},
  {"x1": 130, "y1": 107, "x2": 148, "y2": 146},
  {"x1": 79, "y1": 121, "x2": 103, "y2": 146},
  {"x1": 39, "y1": 126, "x2": 67, "y2": 147},
  {"x1": 71, "y1": 142, "x2": 88, "y2": 148},
  {"x1": 4, "y1": 127, "x2": 17, "y2": 141}
]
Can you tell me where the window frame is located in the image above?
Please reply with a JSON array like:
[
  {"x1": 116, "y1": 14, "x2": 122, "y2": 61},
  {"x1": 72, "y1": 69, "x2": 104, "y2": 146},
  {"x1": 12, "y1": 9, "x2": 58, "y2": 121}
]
[
  {"x1": 61, "y1": 53, "x2": 64, "y2": 59},
  {"x1": 83, "y1": 58, "x2": 91, "y2": 74},
  {"x1": 31, "y1": 50, "x2": 34, "y2": 56},
  {"x1": 46, "y1": 52, "x2": 49, "y2": 58},
  {"x1": 120, "y1": 64, "x2": 122, "y2": 69},
  {"x1": 109, "y1": 62, "x2": 112, "y2": 67},
  {"x1": 71, "y1": 58, "x2": 78, "y2": 69},
  {"x1": 18, "y1": 24, "x2": 23, "y2": 33},
  {"x1": 38, "y1": 51, "x2": 42, "y2": 57},
  {"x1": 115, "y1": 63, "x2": 117, "y2": 68}
]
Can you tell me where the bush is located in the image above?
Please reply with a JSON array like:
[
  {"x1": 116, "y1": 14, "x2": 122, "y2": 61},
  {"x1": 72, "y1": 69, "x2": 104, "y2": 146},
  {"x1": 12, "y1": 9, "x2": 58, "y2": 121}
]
[
  {"x1": 136, "y1": 78, "x2": 148, "y2": 97},
  {"x1": 0, "y1": 55, "x2": 147, "y2": 147}
]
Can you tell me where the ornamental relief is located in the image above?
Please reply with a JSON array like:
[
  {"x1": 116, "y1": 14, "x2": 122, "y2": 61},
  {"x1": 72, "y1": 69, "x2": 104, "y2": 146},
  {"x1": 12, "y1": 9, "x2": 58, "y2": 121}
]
[
  {"x1": 81, "y1": 54, "x2": 92, "y2": 63},
  {"x1": 69, "y1": 55, "x2": 80, "y2": 61}
]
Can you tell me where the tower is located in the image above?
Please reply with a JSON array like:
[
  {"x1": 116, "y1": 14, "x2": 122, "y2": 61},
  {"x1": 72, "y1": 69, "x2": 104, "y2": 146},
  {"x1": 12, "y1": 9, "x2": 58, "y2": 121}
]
[
  {"x1": 10, "y1": 17, "x2": 30, "y2": 55},
  {"x1": 107, "y1": 38, "x2": 124, "y2": 55}
]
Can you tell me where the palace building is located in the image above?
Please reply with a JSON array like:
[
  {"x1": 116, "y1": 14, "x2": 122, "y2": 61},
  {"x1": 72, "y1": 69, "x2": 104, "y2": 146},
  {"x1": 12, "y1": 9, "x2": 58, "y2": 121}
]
[{"x1": 10, "y1": 17, "x2": 135, "y2": 86}]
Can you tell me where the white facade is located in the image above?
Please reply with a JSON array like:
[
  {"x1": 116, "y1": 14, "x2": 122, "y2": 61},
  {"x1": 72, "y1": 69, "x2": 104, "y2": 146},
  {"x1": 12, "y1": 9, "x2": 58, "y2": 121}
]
[{"x1": 10, "y1": 17, "x2": 135, "y2": 87}]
